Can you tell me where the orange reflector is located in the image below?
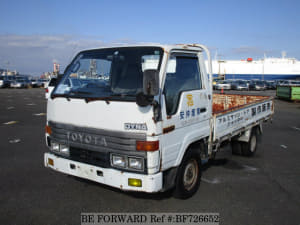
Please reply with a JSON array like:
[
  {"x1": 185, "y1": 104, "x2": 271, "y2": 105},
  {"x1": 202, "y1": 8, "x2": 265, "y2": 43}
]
[
  {"x1": 45, "y1": 125, "x2": 52, "y2": 135},
  {"x1": 136, "y1": 140, "x2": 159, "y2": 151},
  {"x1": 48, "y1": 158, "x2": 54, "y2": 166}
]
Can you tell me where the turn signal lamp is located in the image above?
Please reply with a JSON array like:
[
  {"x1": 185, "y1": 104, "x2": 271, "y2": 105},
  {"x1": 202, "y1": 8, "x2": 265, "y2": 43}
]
[
  {"x1": 48, "y1": 158, "x2": 54, "y2": 166},
  {"x1": 136, "y1": 141, "x2": 159, "y2": 151},
  {"x1": 128, "y1": 178, "x2": 142, "y2": 187},
  {"x1": 45, "y1": 125, "x2": 52, "y2": 135}
]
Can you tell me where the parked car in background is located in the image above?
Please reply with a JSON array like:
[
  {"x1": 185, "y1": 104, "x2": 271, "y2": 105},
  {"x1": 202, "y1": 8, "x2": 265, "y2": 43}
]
[
  {"x1": 248, "y1": 80, "x2": 266, "y2": 91},
  {"x1": 37, "y1": 79, "x2": 50, "y2": 88},
  {"x1": 213, "y1": 78, "x2": 222, "y2": 90},
  {"x1": 245, "y1": 80, "x2": 251, "y2": 89},
  {"x1": 279, "y1": 80, "x2": 300, "y2": 86},
  {"x1": 231, "y1": 80, "x2": 248, "y2": 90},
  {"x1": 10, "y1": 76, "x2": 31, "y2": 88},
  {"x1": 215, "y1": 80, "x2": 231, "y2": 90},
  {"x1": 30, "y1": 78, "x2": 43, "y2": 88},
  {"x1": 0, "y1": 76, "x2": 10, "y2": 88},
  {"x1": 264, "y1": 80, "x2": 276, "y2": 89},
  {"x1": 275, "y1": 80, "x2": 286, "y2": 86},
  {"x1": 45, "y1": 77, "x2": 58, "y2": 99},
  {"x1": 6, "y1": 76, "x2": 16, "y2": 87}
]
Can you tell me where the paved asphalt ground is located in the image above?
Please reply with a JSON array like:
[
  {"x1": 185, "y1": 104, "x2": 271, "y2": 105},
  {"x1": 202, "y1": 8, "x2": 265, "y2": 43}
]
[{"x1": 0, "y1": 88, "x2": 300, "y2": 225}]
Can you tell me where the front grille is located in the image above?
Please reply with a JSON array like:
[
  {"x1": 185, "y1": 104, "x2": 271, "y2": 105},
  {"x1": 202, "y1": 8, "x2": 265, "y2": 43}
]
[
  {"x1": 48, "y1": 121, "x2": 148, "y2": 173},
  {"x1": 69, "y1": 147, "x2": 110, "y2": 168},
  {"x1": 48, "y1": 121, "x2": 146, "y2": 156}
]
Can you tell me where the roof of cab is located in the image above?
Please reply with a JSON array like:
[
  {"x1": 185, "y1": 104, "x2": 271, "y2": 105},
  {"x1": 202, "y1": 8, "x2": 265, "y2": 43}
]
[{"x1": 83, "y1": 43, "x2": 205, "y2": 53}]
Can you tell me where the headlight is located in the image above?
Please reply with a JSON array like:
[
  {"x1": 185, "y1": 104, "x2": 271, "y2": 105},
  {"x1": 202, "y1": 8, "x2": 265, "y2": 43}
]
[
  {"x1": 128, "y1": 157, "x2": 143, "y2": 170},
  {"x1": 110, "y1": 154, "x2": 144, "y2": 171},
  {"x1": 111, "y1": 154, "x2": 126, "y2": 168},
  {"x1": 50, "y1": 141, "x2": 69, "y2": 156},
  {"x1": 51, "y1": 142, "x2": 60, "y2": 152},
  {"x1": 60, "y1": 144, "x2": 70, "y2": 156}
]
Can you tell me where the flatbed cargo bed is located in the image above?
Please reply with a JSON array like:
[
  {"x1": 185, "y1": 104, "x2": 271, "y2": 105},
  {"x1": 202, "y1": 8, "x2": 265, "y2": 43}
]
[{"x1": 212, "y1": 94, "x2": 274, "y2": 143}]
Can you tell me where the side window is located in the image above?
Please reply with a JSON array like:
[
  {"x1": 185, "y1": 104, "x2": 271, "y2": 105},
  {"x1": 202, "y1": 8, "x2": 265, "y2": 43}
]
[{"x1": 163, "y1": 55, "x2": 202, "y2": 115}]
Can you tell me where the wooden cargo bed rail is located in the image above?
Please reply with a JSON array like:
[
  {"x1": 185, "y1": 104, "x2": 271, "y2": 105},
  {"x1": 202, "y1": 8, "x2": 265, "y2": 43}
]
[{"x1": 213, "y1": 94, "x2": 272, "y2": 115}]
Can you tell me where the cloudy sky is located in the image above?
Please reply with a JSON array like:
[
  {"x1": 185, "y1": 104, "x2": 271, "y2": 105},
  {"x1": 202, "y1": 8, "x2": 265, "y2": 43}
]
[{"x1": 1, "y1": 0, "x2": 300, "y2": 76}]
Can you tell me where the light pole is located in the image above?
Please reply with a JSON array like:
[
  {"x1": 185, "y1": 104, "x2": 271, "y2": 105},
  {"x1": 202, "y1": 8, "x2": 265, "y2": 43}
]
[{"x1": 5, "y1": 61, "x2": 10, "y2": 75}]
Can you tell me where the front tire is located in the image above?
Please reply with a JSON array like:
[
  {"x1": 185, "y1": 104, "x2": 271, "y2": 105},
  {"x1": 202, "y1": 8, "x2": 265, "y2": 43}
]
[{"x1": 173, "y1": 149, "x2": 201, "y2": 199}]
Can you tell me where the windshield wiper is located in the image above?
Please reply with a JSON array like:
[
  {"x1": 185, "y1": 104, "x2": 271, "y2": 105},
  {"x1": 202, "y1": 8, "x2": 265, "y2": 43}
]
[
  {"x1": 84, "y1": 96, "x2": 113, "y2": 104},
  {"x1": 51, "y1": 90, "x2": 92, "y2": 101},
  {"x1": 52, "y1": 92, "x2": 135, "y2": 104},
  {"x1": 84, "y1": 94, "x2": 135, "y2": 104},
  {"x1": 67, "y1": 89, "x2": 113, "y2": 103}
]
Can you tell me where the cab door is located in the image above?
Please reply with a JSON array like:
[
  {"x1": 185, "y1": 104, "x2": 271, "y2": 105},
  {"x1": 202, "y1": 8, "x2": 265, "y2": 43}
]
[{"x1": 160, "y1": 52, "x2": 211, "y2": 170}]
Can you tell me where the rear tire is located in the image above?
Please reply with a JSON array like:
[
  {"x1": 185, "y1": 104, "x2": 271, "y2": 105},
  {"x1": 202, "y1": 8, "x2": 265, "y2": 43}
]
[
  {"x1": 241, "y1": 129, "x2": 258, "y2": 156},
  {"x1": 231, "y1": 141, "x2": 242, "y2": 155},
  {"x1": 173, "y1": 149, "x2": 201, "y2": 199}
]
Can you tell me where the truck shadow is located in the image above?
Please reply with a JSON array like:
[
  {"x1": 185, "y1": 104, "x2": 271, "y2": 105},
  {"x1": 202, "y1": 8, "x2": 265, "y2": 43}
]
[
  {"x1": 203, "y1": 157, "x2": 259, "y2": 172},
  {"x1": 205, "y1": 158, "x2": 245, "y2": 170},
  {"x1": 123, "y1": 188, "x2": 174, "y2": 200}
]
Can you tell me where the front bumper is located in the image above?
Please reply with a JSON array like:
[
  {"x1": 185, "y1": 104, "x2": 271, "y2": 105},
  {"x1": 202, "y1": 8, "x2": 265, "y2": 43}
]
[
  {"x1": 237, "y1": 87, "x2": 248, "y2": 90},
  {"x1": 217, "y1": 86, "x2": 230, "y2": 90},
  {"x1": 44, "y1": 153, "x2": 163, "y2": 193},
  {"x1": 11, "y1": 84, "x2": 22, "y2": 88}
]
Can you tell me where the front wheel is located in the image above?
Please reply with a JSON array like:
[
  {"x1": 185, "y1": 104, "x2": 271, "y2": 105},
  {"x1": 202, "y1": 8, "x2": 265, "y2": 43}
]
[{"x1": 173, "y1": 149, "x2": 201, "y2": 199}]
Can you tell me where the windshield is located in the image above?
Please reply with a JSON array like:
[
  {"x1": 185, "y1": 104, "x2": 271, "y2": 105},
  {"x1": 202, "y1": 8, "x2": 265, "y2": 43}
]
[
  {"x1": 237, "y1": 81, "x2": 247, "y2": 85},
  {"x1": 53, "y1": 47, "x2": 163, "y2": 100},
  {"x1": 256, "y1": 81, "x2": 264, "y2": 85},
  {"x1": 219, "y1": 81, "x2": 229, "y2": 84}
]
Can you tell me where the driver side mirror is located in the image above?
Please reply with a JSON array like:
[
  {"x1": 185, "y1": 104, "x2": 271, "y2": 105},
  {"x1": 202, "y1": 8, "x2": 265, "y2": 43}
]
[
  {"x1": 136, "y1": 70, "x2": 159, "y2": 107},
  {"x1": 143, "y1": 69, "x2": 159, "y2": 96}
]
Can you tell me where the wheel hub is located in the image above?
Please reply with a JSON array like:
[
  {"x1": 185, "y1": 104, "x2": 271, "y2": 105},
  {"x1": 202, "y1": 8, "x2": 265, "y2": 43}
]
[{"x1": 183, "y1": 159, "x2": 198, "y2": 191}]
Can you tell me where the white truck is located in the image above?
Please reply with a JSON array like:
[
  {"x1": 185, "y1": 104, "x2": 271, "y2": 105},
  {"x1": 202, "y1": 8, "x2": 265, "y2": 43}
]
[{"x1": 44, "y1": 44, "x2": 274, "y2": 199}]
